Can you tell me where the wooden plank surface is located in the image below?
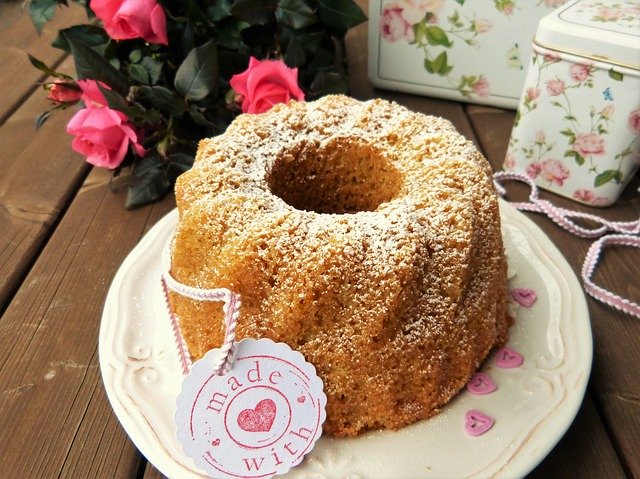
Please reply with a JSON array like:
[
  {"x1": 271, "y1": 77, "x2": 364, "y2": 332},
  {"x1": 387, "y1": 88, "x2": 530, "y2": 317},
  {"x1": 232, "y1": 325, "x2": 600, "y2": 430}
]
[
  {"x1": 0, "y1": 2, "x2": 88, "y2": 124},
  {"x1": 0, "y1": 55, "x2": 89, "y2": 314},
  {"x1": 0, "y1": 167, "x2": 175, "y2": 477}
]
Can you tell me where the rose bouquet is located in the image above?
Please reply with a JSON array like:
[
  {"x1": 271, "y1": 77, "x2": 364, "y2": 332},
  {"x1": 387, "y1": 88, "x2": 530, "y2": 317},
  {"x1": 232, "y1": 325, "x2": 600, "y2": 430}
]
[{"x1": 29, "y1": 0, "x2": 366, "y2": 207}]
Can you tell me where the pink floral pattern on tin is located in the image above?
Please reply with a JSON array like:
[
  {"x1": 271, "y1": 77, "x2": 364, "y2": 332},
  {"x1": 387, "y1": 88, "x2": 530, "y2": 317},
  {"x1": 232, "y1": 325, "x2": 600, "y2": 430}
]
[
  {"x1": 379, "y1": 0, "x2": 569, "y2": 101},
  {"x1": 506, "y1": 40, "x2": 640, "y2": 206}
]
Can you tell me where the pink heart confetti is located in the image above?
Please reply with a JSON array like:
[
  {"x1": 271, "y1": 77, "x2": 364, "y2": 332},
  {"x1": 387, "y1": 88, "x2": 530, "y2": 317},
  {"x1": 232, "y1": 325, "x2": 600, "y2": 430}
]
[
  {"x1": 511, "y1": 288, "x2": 537, "y2": 308},
  {"x1": 466, "y1": 372, "x2": 497, "y2": 395},
  {"x1": 495, "y1": 346, "x2": 524, "y2": 368},
  {"x1": 464, "y1": 409, "x2": 494, "y2": 436}
]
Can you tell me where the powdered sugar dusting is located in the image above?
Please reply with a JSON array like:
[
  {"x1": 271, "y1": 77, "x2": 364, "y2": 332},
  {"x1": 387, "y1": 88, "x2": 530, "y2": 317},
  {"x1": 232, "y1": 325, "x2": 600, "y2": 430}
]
[{"x1": 169, "y1": 95, "x2": 511, "y2": 436}]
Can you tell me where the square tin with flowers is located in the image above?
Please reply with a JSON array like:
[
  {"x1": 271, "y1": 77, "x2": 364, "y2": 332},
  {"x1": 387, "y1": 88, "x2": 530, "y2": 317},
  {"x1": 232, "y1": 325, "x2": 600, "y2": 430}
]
[
  {"x1": 368, "y1": 0, "x2": 569, "y2": 108},
  {"x1": 505, "y1": 0, "x2": 640, "y2": 206}
]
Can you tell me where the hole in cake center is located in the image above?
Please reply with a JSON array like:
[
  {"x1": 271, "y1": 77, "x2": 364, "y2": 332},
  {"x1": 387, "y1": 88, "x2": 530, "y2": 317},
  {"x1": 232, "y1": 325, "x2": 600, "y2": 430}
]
[{"x1": 268, "y1": 137, "x2": 402, "y2": 214}]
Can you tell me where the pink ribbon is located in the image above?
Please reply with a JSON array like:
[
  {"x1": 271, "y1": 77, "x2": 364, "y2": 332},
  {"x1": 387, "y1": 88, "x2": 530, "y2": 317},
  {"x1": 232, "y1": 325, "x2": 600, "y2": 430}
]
[
  {"x1": 161, "y1": 233, "x2": 240, "y2": 375},
  {"x1": 493, "y1": 171, "x2": 640, "y2": 319}
]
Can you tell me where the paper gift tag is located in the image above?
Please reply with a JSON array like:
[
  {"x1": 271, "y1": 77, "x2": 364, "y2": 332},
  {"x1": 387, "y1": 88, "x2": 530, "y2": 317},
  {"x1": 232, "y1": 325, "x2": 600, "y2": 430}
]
[{"x1": 175, "y1": 338, "x2": 326, "y2": 479}]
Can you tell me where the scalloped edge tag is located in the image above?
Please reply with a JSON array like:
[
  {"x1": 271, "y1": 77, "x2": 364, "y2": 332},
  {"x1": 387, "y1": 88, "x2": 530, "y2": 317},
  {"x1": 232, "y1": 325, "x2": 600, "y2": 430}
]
[{"x1": 175, "y1": 338, "x2": 326, "y2": 478}]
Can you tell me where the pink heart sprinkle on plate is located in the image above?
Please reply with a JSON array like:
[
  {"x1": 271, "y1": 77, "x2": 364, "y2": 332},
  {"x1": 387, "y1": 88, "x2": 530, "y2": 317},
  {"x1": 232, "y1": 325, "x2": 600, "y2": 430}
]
[
  {"x1": 511, "y1": 288, "x2": 537, "y2": 308},
  {"x1": 466, "y1": 372, "x2": 497, "y2": 395},
  {"x1": 464, "y1": 409, "x2": 494, "y2": 436},
  {"x1": 495, "y1": 346, "x2": 524, "y2": 368}
]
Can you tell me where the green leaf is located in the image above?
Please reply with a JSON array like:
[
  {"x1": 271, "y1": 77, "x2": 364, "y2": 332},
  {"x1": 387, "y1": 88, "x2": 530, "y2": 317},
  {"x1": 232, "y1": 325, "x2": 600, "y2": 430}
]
[
  {"x1": 231, "y1": 0, "x2": 277, "y2": 25},
  {"x1": 594, "y1": 169, "x2": 620, "y2": 187},
  {"x1": 430, "y1": 51, "x2": 451, "y2": 75},
  {"x1": 188, "y1": 104, "x2": 213, "y2": 127},
  {"x1": 125, "y1": 155, "x2": 170, "y2": 209},
  {"x1": 276, "y1": 0, "x2": 317, "y2": 29},
  {"x1": 309, "y1": 71, "x2": 348, "y2": 96},
  {"x1": 63, "y1": 33, "x2": 129, "y2": 95},
  {"x1": 140, "y1": 57, "x2": 163, "y2": 85},
  {"x1": 169, "y1": 153, "x2": 195, "y2": 172},
  {"x1": 28, "y1": 54, "x2": 70, "y2": 78},
  {"x1": 455, "y1": 0, "x2": 465, "y2": 4},
  {"x1": 135, "y1": 86, "x2": 186, "y2": 116},
  {"x1": 559, "y1": 128, "x2": 574, "y2": 137},
  {"x1": 52, "y1": 25, "x2": 109, "y2": 54},
  {"x1": 207, "y1": 0, "x2": 233, "y2": 21},
  {"x1": 316, "y1": 0, "x2": 367, "y2": 33},
  {"x1": 424, "y1": 58, "x2": 435, "y2": 74},
  {"x1": 129, "y1": 50, "x2": 143, "y2": 63},
  {"x1": 174, "y1": 39, "x2": 219, "y2": 101},
  {"x1": 413, "y1": 21, "x2": 427, "y2": 45},
  {"x1": 29, "y1": 0, "x2": 57, "y2": 34},
  {"x1": 128, "y1": 63, "x2": 150, "y2": 84},
  {"x1": 98, "y1": 85, "x2": 162, "y2": 125},
  {"x1": 35, "y1": 110, "x2": 53, "y2": 129},
  {"x1": 285, "y1": 38, "x2": 307, "y2": 66},
  {"x1": 574, "y1": 152, "x2": 585, "y2": 166},
  {"x1": 425, "y1": 26, "x2": 452, "y2": 47},
  {"x1": 608, "y1": 69, "x2": 624, "y2": 81}
]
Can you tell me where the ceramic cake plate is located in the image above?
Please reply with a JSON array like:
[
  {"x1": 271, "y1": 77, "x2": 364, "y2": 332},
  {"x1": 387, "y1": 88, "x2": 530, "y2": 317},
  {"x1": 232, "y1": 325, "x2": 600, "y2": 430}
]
[{"x1": 99, "y1": 200, "x2": 592, "y2": 478}]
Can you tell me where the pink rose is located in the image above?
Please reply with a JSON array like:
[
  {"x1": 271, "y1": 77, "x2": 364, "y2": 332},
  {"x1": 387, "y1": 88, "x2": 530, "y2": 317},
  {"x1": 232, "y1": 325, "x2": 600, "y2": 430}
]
[
  {"x1": 67, "y1": 106, "x2": 146, "y2": 169},
  {"x1": 473, "y1": 19, "x2": 492, "y2": 33},
  {"x1": 600, "y1": 105, "x2": 614, "y2": 119},
  {"x1": 597, "y1": 7, "x2": 623, "y2": 21},
  {"x1": 379, "y1": 2, "x2": 414, "y2": 42},
  {"x1": 46, "y1": 79, "x2": 82, "y2": 104},
  {"x1": 472, "y1": 75, "x2": 490, "y2": 98},
  {"x1": 546, "y1": 79, "x2": 565, "y2": 96},
  {"x1": 572, "y1": 132, "x2": 605, "y2": 157},
  {"x1": 230, "y1": 57, "x2": 305, "y2": 114},
  {"x1": 77, "y1": 79, "x2": 110, "y2": 108},
  {"x1": 544, "y1": 0, "x2": 566, "y2": 6},
  {"x1": 503, "y1": 152, "x2": 515, "y2": 169},
  {"x1": 525, "y1": 87, "x2": 540, "y2": 101},
  {"x1": 573, "y1": 189, "x2": 610, "y2": 206},
  {"x1": 90, "y1": 0, "x2": 168, "y2": 45},
  {"x1": 628, "y1": 108, "x2": 640, "y2": 134},
  {"x1": 569, "y1": 63, "x2": 591, "y2": 83},
  {"x1": 544, "y1": 52, "x2": 560, "y2": 64},
  {"x1": 526, "y1": 162, "x2": 542, "y2": 179},
  {"x1": 540, "y1": 159, "x2": 570, "y2": 186},
  {"x1": 573, "y1": 188, "x2": 595, "y2": 203}
]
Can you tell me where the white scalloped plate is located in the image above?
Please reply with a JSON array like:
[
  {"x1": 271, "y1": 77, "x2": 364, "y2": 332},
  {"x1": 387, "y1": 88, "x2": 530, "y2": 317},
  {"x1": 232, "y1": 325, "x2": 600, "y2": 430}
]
[{"x1": 99, "y1": 201, "x2": 592, "y2": 478}]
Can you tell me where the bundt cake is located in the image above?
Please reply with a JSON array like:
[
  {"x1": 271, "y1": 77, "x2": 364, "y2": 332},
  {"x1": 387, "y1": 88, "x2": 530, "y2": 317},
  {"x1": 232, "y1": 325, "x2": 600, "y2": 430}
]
[{"x1": 168, "y1": 95, "x2": 512, "y2": 437}]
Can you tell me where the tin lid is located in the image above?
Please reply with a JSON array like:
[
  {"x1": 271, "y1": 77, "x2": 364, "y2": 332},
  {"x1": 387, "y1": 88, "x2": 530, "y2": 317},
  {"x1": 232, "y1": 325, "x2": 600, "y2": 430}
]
[{"x1": 535, "y1": 0, "x2": 640, "y2": 70}]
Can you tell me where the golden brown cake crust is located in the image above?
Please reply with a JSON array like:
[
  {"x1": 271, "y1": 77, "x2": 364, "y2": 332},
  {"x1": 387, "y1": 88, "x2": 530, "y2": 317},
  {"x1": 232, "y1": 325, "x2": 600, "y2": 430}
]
[{"x1": 169, "y1": 95, "x2": 511, "y2": 436}]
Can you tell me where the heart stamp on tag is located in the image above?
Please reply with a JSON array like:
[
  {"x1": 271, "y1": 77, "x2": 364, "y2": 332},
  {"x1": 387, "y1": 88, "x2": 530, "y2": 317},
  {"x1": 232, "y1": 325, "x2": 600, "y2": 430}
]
[
  {"x1": 464, "y1": 409, "x2": 494, "y2": 436},
  {"x1": 495, "y1": 346, "x2": 524, "y2": 369},
  {"x1": 466, "y1": 372, "x2": 497, "y2": 395},
  {"x1": 175, "y1": 338, "x2": 326, "y2": 479},
  {"x1": 237, "y1": 398, "x2": 277, "y2": 433}
]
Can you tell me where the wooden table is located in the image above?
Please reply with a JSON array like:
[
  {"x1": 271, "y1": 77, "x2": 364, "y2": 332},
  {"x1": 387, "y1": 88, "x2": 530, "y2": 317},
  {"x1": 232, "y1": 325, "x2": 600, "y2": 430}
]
[{"x1": 1, "y1": 3, "x2": 638, "y2": 478}]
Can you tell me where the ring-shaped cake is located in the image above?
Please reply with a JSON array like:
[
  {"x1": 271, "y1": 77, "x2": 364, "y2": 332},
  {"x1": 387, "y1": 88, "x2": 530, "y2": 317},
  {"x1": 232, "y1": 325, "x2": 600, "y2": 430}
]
[{"x1": 168, "y1": 95, "x2": 512, "y2": 436}]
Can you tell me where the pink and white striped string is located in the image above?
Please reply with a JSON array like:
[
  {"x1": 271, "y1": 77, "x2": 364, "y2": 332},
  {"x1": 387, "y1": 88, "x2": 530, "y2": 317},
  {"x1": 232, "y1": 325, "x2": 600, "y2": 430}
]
[
  {"x1": 161, "y1": 233, "x2": 241, "y2": 376},
  {"x1": 493, "y1": 171, "x2": 640, "y2": 319}
]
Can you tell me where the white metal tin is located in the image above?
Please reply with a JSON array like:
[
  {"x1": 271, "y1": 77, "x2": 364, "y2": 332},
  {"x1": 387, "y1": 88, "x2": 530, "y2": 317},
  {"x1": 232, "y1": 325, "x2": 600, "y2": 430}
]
[
  {"x1": 368, "y1": 0, "x2": 570, "y2": 108},
  {"x1": 505, "y1": 0, "x2": 640, "y2": 206}
]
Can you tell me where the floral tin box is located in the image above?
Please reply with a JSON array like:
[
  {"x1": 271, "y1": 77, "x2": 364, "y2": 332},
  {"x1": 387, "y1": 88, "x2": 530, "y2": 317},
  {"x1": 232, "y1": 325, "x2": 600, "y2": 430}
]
[
  {"x1": 504, "y1": 0, "x2": 640, "y2": 206},
  {"x1": 368, "y1": 0, "x2": 569, "y2": 108}
]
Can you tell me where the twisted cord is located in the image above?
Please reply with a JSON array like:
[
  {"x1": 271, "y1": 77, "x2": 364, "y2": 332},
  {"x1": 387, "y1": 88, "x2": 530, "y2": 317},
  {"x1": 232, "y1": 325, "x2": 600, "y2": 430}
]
[
  {"x1": 161, "y1": 232, "x2": 241, "y2": 375},
  {"x1": 494, "y1": 171, "x2": 640, "y2": 319}
]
